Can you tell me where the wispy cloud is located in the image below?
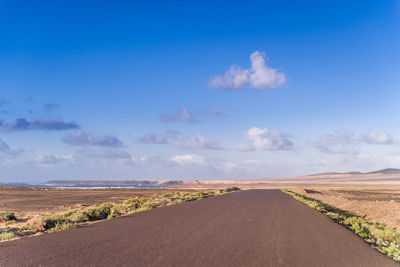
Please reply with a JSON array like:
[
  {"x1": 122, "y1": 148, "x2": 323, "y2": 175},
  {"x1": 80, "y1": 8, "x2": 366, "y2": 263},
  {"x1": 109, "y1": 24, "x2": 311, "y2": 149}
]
[
  {"x1": 0, "y1": 138, "x2": 20, "y2": 156},
  {"x1": 32, "y1": 154, "x2": 72, "y2": 165},
  {"x1": 139, "y1": 133, "x2": 169, "y2": 144},
  {"x1": 312, "y1": 130, "x2": 358, "y2": 155},
  {"x1": 160, "y1": 108, "x2": 197, "y2": 123},
  {"x1": 62, "y1": 130, "x2": 124, "y2": 147},
  {"x1": 241, "y1": 127, "x2": 294, "y2": 151},
  {"x1": 0, "y1": 118, "x2": 79, "y2": 132},
  {"x1": 75, "y1": 147, "x2": 131, "y2": 160},
  {"x1": 138, "y1": 129, "x2": 180, "y2": 145},
  {"x1": 360, "y1": 131, "x2": 395, "y2": 145},
  {"x1": 170, "y1": 154, "x2": 205, "y2": 165},
  {"x1": 173, "y1": 134, "x2": 222, "y2": 150},
  {"x1": 313, "y1": 130, "x2": 395, "y2": 155},
  {"x1": 209, "y1": 51, "x2": 286, "y2": 90}
]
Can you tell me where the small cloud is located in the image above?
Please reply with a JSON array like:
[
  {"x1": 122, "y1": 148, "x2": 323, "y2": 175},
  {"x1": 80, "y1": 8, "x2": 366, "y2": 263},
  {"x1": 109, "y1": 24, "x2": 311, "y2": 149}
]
[
  {"x1": 75, "y1": 147, "x2": 131, "y2": 160},
  {"x1": 360, "y1": 131, "x2": 395, "y2": 145},
  {"x1": 62, "y1": 130, "x2": 124, "y2": 147},
  {"x1": 43, "y1": 103, "x2": 59, "y2": 112},
  {"x1": 241, "y1": 127, "x2": 294, "y2": 151},
  {"x1": 209, "y1": 51, "x2": 286, "y2": 90},
  {"x1": 312, "y1": 130, "x2": 358, "y2": 155},
  {"x1": 174, "y1": 134, "x2": 222, "y2": 150},
  {"x1": 139, "y1": 133, "x2": 168, "y2": 144},
  {"x1": 0, "y1": 118, "x2": 79, "y2": 132},
  {"x1": 138, "y1": 129, "x2": 180, "y2": 145},
  {"x1": 32, "y1": 154, "x2": 67, "y2": 165},
  {"x1": 160, "y1": 108, "x2": 197, "y2": 123},
  {"x1": 171, "y1": 154, "x2": 205, "y2": 165}
]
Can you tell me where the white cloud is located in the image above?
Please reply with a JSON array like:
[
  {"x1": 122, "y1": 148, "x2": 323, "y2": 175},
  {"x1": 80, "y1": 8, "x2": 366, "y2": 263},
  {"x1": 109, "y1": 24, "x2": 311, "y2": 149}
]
[
  {"x1": 360, "y1": 131, "x2": 395, "y2": 145},
  {"x1": 242, "y1": 127, "x2": 294, "y2": 151},
  {"x1": 209, "y1": 51, "x2": 286, "y2": 90},
  {"x1": 174, "y1": 134, "x2": 222, "y2": 150},
  {"x1": 171, "y1": 154, "x2": 205, "y2": 165}
]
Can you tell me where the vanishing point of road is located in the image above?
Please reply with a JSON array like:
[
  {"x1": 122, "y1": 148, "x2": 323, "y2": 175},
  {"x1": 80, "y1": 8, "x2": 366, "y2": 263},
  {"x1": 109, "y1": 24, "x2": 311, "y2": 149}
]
[{"x1": 0, "y1": 190, "x2": 397, "y2": 267}]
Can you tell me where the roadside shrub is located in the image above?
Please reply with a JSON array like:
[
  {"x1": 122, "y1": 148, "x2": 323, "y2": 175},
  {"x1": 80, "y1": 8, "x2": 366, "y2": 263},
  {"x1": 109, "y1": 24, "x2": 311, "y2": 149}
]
[
  {"x1": 84, "y1": 202, "x2": 114, "y2": 221},
  {"x1": 41, "y1": 215, "x2": 66, "y2": 230},
  {"x1": 0, "y1": 231, "x2": 16, "y2": 241},
  {"x1": 343, "y1": 217, "x2": 371, "y2": 239},
  {"x1": 67, "y1": 211, "x2": 89, "y2": 223},
  {"x1": 225, "y1": 187, "x2": 241, "y2": 192},
  {"x1": 48, "y1": 222, "x2": 75, "y2": 233},
  {"x1": 113, "y1": 205, "x2": 126, "y2": 213},
  {"x1": 124, "y1": 197, "x2": 146, "y2": 209},
  {"x1": 143, "y1": 202, "x2": 159, "y2": 209},
  {"x1": 382, "y1": 244, "x2": 400, "y2": 262},
  {"x1": 0, "y1": 212, "x2": 16, "y2": 221},
  {"x1": 162, "y1": 192, "x2": 174, "y2": 198}
]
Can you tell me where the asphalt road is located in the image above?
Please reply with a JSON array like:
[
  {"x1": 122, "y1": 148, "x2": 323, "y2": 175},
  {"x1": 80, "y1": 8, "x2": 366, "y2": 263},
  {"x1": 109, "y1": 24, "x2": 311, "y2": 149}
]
[{"x1": 0, "y1": 189, "x2": 397, "y2": 267}]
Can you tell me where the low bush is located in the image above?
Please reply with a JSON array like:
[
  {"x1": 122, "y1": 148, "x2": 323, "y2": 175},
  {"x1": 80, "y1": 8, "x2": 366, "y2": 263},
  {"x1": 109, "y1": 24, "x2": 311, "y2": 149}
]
[
  {"x1": 0, "y1": 212, "x2": 16, "y2": 221},
  {"x1": 85, "y1": 202, "x2": 113, "y2": 221},
  {"x1": 0, "y1": 231, "x2": 16, "y2": 241},
  {"x1": 162, "y1": 192, "x2": 174, "y2": 198},
  {"x1": 48, "y1": 222, "x2": 75, "y2": 233},
  {"x1": 124, "y1": 197, "x2": 146, "y2": 209},
  {"x1": 41, "y1": 215, "x2": 66, "y2": 230}
]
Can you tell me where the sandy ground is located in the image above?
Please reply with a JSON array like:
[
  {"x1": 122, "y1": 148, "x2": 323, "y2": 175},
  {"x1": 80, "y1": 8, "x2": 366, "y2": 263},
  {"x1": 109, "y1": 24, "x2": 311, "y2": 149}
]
[{"x1": 290, "y1": 185, "x2": 400, "y2": 230}]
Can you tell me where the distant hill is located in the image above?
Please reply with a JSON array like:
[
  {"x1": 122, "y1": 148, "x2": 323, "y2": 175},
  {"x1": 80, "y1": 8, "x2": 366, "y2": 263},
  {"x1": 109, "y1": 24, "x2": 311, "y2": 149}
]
[
  {"x1": 305, "y1": 168, "x2": 400, "y2": 177},
  {"x1": 365, "y1": 168, "x2": 400, "y2": 175}
]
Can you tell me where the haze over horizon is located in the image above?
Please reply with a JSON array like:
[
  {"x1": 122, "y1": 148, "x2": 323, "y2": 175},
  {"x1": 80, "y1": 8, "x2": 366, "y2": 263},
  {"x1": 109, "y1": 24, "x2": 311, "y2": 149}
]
[{"x1": 1, "y1": 1, "x2": 400, "y2": 182}]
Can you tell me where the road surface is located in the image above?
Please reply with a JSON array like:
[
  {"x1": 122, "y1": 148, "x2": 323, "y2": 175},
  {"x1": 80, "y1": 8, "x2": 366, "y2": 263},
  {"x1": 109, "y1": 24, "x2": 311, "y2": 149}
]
[{"x1": 0, "y1": 189, "x2": 397, "y2": 266}]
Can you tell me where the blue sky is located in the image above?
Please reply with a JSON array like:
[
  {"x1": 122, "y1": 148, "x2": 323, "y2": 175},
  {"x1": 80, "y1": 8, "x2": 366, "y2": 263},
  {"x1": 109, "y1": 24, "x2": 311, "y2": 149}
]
[{"x1": 0, "y1": 1, "x2": 399, "y2": 181}]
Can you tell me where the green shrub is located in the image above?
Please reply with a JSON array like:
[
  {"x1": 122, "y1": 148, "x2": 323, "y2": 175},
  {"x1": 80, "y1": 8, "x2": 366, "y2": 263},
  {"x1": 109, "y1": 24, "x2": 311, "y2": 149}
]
[
  {"x1": 0, "y1": 231, "x2": 16, "y2": 241},
  {"x1": 48, "y1": 222, "x2": 75, "y2": 233},
  {"x1": 0, "y1": 212, "x2": 16, "y2": 221},
  {"x1": 84, "y1": 202, "x2": 114, "y2": 221},
  {"x1": 67, "y1": 211, "x2": 89, "y2": 223},
  {"x1": 41, "y1": 215, "x2": 66, "y2": 229},
  {"x1": 162, "y1": 192, "x2": 174, "y2": 198},
  {"x1": 124, "y1": 197, "x2": 146, "y2": 209},
  {"x1": 343, "y1": 217, "x2": 371, "y2": 239},
  {"x1": 143, "y1": 202, "x2": 159, "y2": 209}
]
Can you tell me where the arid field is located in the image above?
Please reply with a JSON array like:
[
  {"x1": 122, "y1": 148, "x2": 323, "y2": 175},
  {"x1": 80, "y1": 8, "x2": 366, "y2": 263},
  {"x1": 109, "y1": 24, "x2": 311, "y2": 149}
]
[{"x1": 0, "y1": 186, "x2": 202, "y2": 216}]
